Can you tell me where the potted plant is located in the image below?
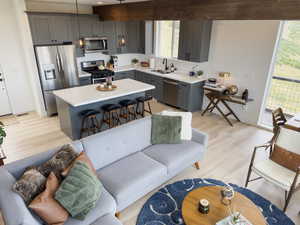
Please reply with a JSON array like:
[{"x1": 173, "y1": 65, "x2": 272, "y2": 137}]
[
  {"x1": 0, "y1": 122, "x2": 6, "y2": 146},
  {"x1": 0, "y1": 122, "x2": 6, "y2": 165},
  {"x1": 197, "y1": 70, "x2": 204, "y2": 77},
  {"x1": 132, "y1": 58, "x2": 139, "y2": 67}
]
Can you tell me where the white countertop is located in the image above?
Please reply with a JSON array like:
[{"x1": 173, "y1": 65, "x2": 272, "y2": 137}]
[
  {"x1": 78, "y1": 65, "x2": 206, "y2": 84},
  {"x1": 53, "y1": 78, "x2": 155, "y2": 107}
]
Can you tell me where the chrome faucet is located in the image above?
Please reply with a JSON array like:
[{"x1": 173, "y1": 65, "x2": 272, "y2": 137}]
[{"x1": 162, "y1": 58, "x2": 169, "y2": 71}]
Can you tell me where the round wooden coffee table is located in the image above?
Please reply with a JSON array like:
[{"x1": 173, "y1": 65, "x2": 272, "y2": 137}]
[{"x1": 182, "y1": 186, "x2": 267, "y2": 225}]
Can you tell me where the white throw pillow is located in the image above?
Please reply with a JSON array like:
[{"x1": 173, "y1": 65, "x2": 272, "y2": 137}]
[{"x1": 161, "y1": 111, "x2": 192, "y2": 140}]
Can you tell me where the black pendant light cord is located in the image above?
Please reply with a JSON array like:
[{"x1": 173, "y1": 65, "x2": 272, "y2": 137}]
[{"x1": 75, "y1": 0, "x2": 81, "y2": 42}]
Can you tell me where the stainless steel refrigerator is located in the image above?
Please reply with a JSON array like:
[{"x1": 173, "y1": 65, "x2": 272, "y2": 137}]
[{"x1": 35, "y1": 44, "x2": 79, "y2": 116}]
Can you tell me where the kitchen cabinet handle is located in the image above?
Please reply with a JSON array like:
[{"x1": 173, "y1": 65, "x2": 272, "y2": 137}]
[{"x1": 56, "y1": 53, "x2": 61, "y2": 72}]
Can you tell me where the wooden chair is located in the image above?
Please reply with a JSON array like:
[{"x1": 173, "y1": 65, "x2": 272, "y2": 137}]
[
  {"x1": 245, "y1": 126, "x2": 300, "y2": 212},
  {"x1": 272, "y1": 107, "x2": 287, "y2": 136}
]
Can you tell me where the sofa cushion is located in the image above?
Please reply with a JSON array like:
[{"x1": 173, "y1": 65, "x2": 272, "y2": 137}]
[
  {"x1": 62, "y1": 152, "x2": 97, "y2": 177},
  {"x1": 12, "y1": 168, "x2": 46, "y2": 205},
  {"x1": 97, "y1": 152, "x2": 167, "y2": 207},
  {"x1": 4, "y1": 141, "x2": 83, "y2": 179},
  {"x1": 38, "y1": 144, "x2": 79, "y2": 178},
  {"x1": 143, "y1": 141, "x2": 204, "y2": 173},
  {"x1": 29, "y1": 172, "x2": 69, "y2": 225},
  {"x1": 161, "y1": 111, "x2": 192, "y2": 140},
  {"x1": 55, "y1": 161, "x2": 102, "y2": 220},
  {"x1": 91, "y1": 214, "x2": 122, "y2": 225},
  {"x1": 151, "y1": 115, "x2": 182, "y2": 145},
  {"x1": 64, "y1": 188, "x2": 116, "y2": 225},
  {"x1": 82, "y1": 117, "x2": 152, "y2": 170}
]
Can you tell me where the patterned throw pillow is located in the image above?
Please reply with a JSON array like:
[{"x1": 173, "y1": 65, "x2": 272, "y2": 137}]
[
  {"x1": 38, "y1": 144, "x2": 79, "y2": 178},
  {"x1": 55, "y1": 161, "x2": 102, "y2": 220},
  {"x1": 12, "y1": 168, "x2": 46, "y2": 205},
  {"x1": 29, "y1": 172, "x2": 69, "y2": 225},
  {"x1": 62, "y1": 152, "x2": 97, "y2": 177}
]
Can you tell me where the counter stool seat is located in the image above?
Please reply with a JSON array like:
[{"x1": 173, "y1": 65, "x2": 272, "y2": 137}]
[
  {"x1": 101, "y1": 104, "x2": 121, "y2": 130},
  {"x1": 119, "y1": 99, "x2": 137, "y2": 123},
  {"x1": 136, "y1": 95, "x2": 153, "y2": 117},
  {"x1": 80, "y1": 109, "x2": 100, "y2": 138},
  {"x1": 119, "y1": 99, "x2": 137, "y2": 106},
  {"x1": 102, "y1": 104, "x2": 121, "y2": 111},
  {"x1": 80, "y1": 109, "x2": 99, "y2": 117},
  {"x1": 136, "y1": 95, "x2": 153, "y2": 102}
]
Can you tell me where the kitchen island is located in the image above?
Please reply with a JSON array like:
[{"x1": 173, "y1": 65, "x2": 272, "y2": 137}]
[{"x1": 53, "y1": 79, "x2": 155, "y2": 140}]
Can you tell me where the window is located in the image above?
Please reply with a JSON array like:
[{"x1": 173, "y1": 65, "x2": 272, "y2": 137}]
[{"x1": 155, "y1": 21, "x2": 180, "y2": 58}]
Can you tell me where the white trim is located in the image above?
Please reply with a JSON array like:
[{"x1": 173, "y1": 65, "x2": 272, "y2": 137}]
[{"x1": 258, "y1": 21, "x2": 285, "y2": 126}]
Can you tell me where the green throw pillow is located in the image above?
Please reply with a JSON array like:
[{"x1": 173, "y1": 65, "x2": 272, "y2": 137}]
[
  {"x1": 151, "y1": 115, "x2": 182, "y2": 144},
  {"x1": 55, "y1": 161, "x2": 102, "y2": 220}
]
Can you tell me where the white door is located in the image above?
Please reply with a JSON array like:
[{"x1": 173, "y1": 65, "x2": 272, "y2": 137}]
[{"x1": 0, "y1": 68, "x2": 12, "y2": 116}]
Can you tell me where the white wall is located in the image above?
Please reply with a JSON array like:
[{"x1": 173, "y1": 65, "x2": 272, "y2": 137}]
[
  {"x1": 0, "y1": 0, "x2": 36, "y2": 115},
  {"x1": 208, "y1": 20, "x2": 281, "y2": 125}
]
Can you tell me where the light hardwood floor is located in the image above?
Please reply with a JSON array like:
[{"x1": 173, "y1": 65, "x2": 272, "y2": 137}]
[{"x1": 0, "y1": 101, "x2": 299, "y2": 225}]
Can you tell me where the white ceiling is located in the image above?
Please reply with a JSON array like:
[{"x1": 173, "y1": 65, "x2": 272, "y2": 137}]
[{"x1": 26, "y1": 0, "x2": 150, "y2": 6}]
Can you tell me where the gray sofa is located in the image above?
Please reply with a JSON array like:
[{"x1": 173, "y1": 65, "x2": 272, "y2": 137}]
[{"x1": 0, "y1": 117, "x2": 208, "y2": 225}]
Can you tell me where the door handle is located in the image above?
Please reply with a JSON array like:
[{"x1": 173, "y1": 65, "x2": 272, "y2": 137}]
[
  {"x1": 58, "y1": 51, "x2": 64, "y2": 71},
  {"x1": 56, "y1": 53, "x2": 61, "y2": 72}
]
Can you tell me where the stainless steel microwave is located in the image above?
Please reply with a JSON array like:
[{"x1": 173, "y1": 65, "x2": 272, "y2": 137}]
[{"x1": 83, "y1": 37, "x2": 108, "y2": 53}]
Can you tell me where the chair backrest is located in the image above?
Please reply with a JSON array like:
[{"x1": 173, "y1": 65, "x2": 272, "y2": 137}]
[
  {"x1": 271, "y1": 127, "x2": 300, "y2": 172},
  {"x1": 272, "y1": 108, "x2": 287, "y2": 133},
  {"x1": 275, "y1": 127, "x2": 300, "y2": 155}
]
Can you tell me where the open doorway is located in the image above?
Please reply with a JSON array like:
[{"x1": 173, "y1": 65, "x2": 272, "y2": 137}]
[{"x1": 261, "y1": 21, "x2": 300, "y2": 126}]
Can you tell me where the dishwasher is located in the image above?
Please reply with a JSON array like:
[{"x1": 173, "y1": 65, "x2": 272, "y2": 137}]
[{"x1": 163, "y1": 79, "x2": 179, "y2": 107}]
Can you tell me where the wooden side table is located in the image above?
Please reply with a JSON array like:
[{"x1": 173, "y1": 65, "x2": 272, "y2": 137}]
[
  {"x1": 202, "y1": 86, "x2": 253, "y2": 126},
  {"x1": 182, "y1": 186, "x2": 267, "y2": 225}
]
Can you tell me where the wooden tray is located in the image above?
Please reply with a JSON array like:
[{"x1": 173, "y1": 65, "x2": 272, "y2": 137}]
[{"x1": 96, "y1": 85, "x2": 117, "y2": 92}]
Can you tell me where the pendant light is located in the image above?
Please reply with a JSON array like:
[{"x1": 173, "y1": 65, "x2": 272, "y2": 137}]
[
  {"x1": 75, "y1": 0, "x2": 84, "y2": 48},
  {"x1": 117, "y1": 0, "x2": 126, "y2": 47}
]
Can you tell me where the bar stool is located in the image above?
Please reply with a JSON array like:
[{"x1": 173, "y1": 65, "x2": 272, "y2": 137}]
[
  {"x1": 101, "y1": 104, "x2": 121, "y2": 130},
  {"x1": 80, "y1": 109, "x2": 100, "y2": 138},
  {"x1": 119, "y1": 99, "x2": 137, "y2": 123},
  {"x1": 136, "y1": 95, "x2": 153, "y2": 117}
]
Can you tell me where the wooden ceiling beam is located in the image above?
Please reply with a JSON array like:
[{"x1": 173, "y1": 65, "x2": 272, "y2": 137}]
[{"x1": 93, "y1": 0, "x2": 300, "y2": 21}]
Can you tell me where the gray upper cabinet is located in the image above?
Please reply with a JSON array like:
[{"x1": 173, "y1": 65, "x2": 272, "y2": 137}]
[
  {"x1": 178, "y1": 20, "x2": 212, "y2": 63},
  {"x1": 126, "y1": 21, "x2": 145, "y2": 54},
  {"x1": 28, "y1": 13, "x2": 146, "y2": 55},
  {"x1": 103, "y1": 21, "x2": 117, "y2": 54},
  {"x1": 28, "y1": 15, "x2": 54, "y2": 45},
  {"x1": 28, "y1": 14, "x2": 74, "y2": 45}
]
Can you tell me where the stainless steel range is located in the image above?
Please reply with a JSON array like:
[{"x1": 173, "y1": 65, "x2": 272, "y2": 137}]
[{"x1": 81, "y1": 60, "x2": 114, "y2": 84}]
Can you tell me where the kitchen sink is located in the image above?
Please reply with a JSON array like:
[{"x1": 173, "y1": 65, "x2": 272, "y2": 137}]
[{"x1": 151, "y1": 69, "x2": 173, "y2": 75}]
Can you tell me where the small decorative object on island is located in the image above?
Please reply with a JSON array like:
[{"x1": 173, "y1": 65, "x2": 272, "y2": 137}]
[
  {"x1": 221, "y1": 185, "x2": 235, "y2": 206},
  {"x1": 198, "y1": 199, "x2": 210, "y2": 214}
]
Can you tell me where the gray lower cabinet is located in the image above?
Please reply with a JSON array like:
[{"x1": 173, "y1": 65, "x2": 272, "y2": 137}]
[
  {"x1": 114, "y1": 70, "x2": 136, "y2": 80},
  {"x1": 178, "y1": 20, "x2": 212, "y2": 63},
  {"x1": 177, "y1": 81, "x2": 205, "y2": 112}
]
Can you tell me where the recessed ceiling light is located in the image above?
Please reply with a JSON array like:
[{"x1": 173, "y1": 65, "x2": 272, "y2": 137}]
[{"x1": 97, "y1": 1, "x2": 104, "y2": 4}]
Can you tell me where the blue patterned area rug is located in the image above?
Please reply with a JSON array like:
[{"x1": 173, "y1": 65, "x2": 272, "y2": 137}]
[{"x1": 136, "y1": 178, "x2": 295, "y2": 225}]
